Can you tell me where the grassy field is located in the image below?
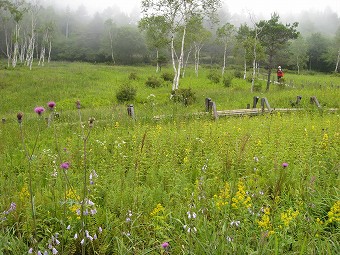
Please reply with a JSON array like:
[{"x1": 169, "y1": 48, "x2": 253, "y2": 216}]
[{"x1": 0, "y1": 62, "x2": 339, "y2": 254}]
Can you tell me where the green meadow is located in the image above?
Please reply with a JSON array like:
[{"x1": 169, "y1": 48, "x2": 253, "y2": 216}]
[{"x1": 0, "y1": 62, "x2": 339, "y2": 254}]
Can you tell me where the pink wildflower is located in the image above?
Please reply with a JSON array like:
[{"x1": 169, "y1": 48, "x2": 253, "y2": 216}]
[
  {"x1": 161, "y1": 242, "x2": 169, "y2": 249},
  {"x1": 47, "y1": 101, "x2": 56, "y2": 109},
  {"x1": 34, "y1": 107, "x2": 45, "y2": 115},
  {"x1": 282, "y1": 162, "x2": 288, "y2": 168},
  {"x1": 60, "y1": 162, "x2": 70, "y2": 169}
]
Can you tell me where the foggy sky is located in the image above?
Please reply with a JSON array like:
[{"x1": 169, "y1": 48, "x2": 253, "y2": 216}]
[{"x1": 52, "y1": 0, "x2": 340, "y2": 17}]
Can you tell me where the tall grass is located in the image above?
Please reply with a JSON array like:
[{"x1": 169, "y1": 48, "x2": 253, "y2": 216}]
[{"x1": 0, "y1": 62, "x2": 339, "y2": 254}]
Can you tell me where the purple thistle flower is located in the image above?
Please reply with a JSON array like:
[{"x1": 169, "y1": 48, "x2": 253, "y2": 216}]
[
  {"x1": 47, "y1": 101, "x2": 56, "y2": 110},
  {"x1": 34, "y1": 107, "x2": 45, "y2": 115},
  {"x1": 282, "y1": 162, "x2": 288, "y2": 168},
  {"x1": 76, "y1": 100, "x2": 81, "y2": 109},
  {"x1": 17, "y1": 112, "x2": 23, "y2": 123},
  {"x1": 60, "y1": 162, "x2": 70, "y2": 169},
  {"x1": 161, "y1": 242, "x2": 169, "y2": 249}
]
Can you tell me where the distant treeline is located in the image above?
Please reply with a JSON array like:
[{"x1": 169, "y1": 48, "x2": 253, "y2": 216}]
[{"x1": 0, "y1": 0, "x2": 339, "y2": 73}]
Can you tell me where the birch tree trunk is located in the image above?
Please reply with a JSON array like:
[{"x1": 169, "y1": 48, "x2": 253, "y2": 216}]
[
  {"x1": 222, "y1": 44, "x2": 227, "y2": 75},
  {"x1": 171, "y1": 35, "x2": 178, "y2": 94},
  {"x1": 243, "y1": 49, "x2": 247, "y2": 79},
  {"x1": 156, "y1": 49, "x2": 159, "y2": 73},
  {"x1": 12, "y1": 23, "x2": 20, "y2": 68},
  {"x1": 194, "y1": 43, "x2": 203, "y2": 77},
  {"x1": 38, "y1": 47, "x2": 45, "y2": 66},
  {"x1": 182, "y1": 47, "x2": 191, "y2": 78},
  {"x1": 335, "y1": 49, "x2": 340, "y2": 73},
  {"x1": 251, "y1": 40, "x2": 257, "y2": 92},
  {"x1": 48, "y1": 41, "x2": 52, "y2": 63},
  {"x1": 108, "y1": 29, "x2": 115, "y2": 64},
  {"x1": 4, "y1": 25, "x2": 12, "y2": 67},
  {"x1": 172, "y1": 25, "x2": 186, "y2": 91},
  {"x1": 296, "y1": 56, "x2": 300, "y2": 74},
  {"x1": 26, "y1": 9, "x2": 38, "y2": 70}
]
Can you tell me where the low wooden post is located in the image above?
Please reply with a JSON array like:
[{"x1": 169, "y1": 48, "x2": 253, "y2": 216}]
[
  {"x1": 261, "y1": 97, "x2": 272, "y2": 112},
  {"x1": 310, "y1": 96, "x2": 321, "y2": 108},
  {"x1": 296, "y1": 95, "x2": 302, "y2": 105},
  {"x1": 253, "y1": 96, "x2": 259, "y2": 108},
  {"x1": 211, "y1": 101, "x2": 218, "y2": 120},
  {"x1": 127, "y1": 104, "x2": 135, "y2": 118},
  {"x1": 205, "y1": 98, "x2": 212, "y2": 112}
]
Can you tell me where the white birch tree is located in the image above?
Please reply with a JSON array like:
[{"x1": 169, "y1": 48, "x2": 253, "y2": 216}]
[
  {"x1": 288, "y1": 35, "x2": 308, "y2": 74},
  {"x1": 139, "y1": 15, "x2": 170, "y2": 72},
  {"x1": 141, "y1": 0, "x2": 221, "y2": 93},
  {"x1": 216, "y1": 23, "x2": 235, "y2": 76}
]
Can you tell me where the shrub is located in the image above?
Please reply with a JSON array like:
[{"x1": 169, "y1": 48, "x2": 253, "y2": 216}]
[
  {"x1": 234, "y1": 70, "x2": 243, "y2": 79},
  {"x1": 207, "y1": 71, "x2": 221, "y2": 84},
  {"x1": 116, "y1": 84, "x2": 137, "y2": 103},
  {"x1": 145, "y1": 76, "x2": 162, "y2": 88},
  {"x1": 252, "y1": 79, "x2": 263, "y2": 92},
  {"x1": 172, "y1": 88, "x2": 196, "y2": 106},
  {"x1": 161, "y1": 72, "x2": 173, "y2": 82},
  {"x1": 128, "y1": 72, "x2": 139, "y2": 80},
  {"x1": 223, "y1": 75, "x2": 234, "y2": 87}
]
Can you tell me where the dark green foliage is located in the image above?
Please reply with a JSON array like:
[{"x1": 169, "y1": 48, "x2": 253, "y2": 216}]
[
  {"x1": 145, "y1": 76, "x2": 162, "y2": 88},
  {"x1": 128, "y1": 72, "x2": 139, "y2": 80},
  {"x1": 253, "y1": 79, "x2": 263, "y2": 92},
  {"x1": 116, "y1": 83, "x2": 137, "y2": 103},
  {"x1": 234, "y1": 70, "x2": 243, "y2": 78},
  {"x1": 172, "y1": 88, "x2": 196, "y2": 106},
  {"x1": 207, "y1": 71, "x2": 221, "y2": 84},
  {"x1": 161, "y1": 72, "x2": 173, "y2": 82},
  {"x1": 223, "y1": 74, "x2": 234, "y2": 87}
]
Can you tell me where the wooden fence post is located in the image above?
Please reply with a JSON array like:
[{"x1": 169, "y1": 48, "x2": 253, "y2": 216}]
[
  {"x1": 261, "y1": 97, "x2": 272, "y2": 112},
  {"x1": 205, "y1": 98, "x2": 212, "y2": 112},
  {"x1": 210, "y1": 101, "x2": 218, "y2": 120},
  {"x1": 127, "y1": 104, "x2": 135, "y2": 118},
  {"x1": 310, "y1": 96, "x2": 321, "y2": 108},
  {"x1": 253, "y1": 96, "x2": 259, "y2": 108},
  {"x1": 296, "y1": 95, "x2": 302, "y2": 105}
]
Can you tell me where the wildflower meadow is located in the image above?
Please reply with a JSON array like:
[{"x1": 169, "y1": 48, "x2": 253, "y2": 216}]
[{"x1": 0, "y1": 62, "x2": 339, "y2": 254}]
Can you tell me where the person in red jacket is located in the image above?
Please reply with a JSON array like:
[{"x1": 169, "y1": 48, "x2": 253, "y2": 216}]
[{"x1": 277, "y1": 66, "x2": 284, "y2": 82}]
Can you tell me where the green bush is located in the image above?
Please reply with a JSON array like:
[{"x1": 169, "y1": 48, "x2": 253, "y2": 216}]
[
  {"x1": 128, "y1": 72, "x2": 139, "y2": 80},
  {"x1": 252, "y1": 79, "x2": 263, "y2": 92},
  {"x1": 161, "y1": 72, "x2": 173, "y2": 82},
  {"x1": 145, "y1": 76, "x2": 162, "y2": 88},
  {"x1": 234, "y1": 70, "x2": 243, "y2": 79},
  {"x1": 207, "y1": 71, "x2": 221, "y2": 84},
  {"x1": 115, "y1": 83, "x2": 137, "y2": 103},
  {"x1": 223, "y1": 75, "x2": 234, "y2": 87},
  {"x1": 172, "y1": 88, "x2": 196, "y2": 106}
]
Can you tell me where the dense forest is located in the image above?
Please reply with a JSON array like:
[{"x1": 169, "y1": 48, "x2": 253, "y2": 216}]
[{"x1": 0, "y1": 0, "x2": 339, "y2": 73}]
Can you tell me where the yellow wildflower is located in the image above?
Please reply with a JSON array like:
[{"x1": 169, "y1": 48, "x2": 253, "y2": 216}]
[
  {"x1": 326, "y1": 200, "x2": 340, "y2": 224},
  {"x1": 150, "y1": 203, "x2": 165, "y2": 217},
  {"x1": 214, "y1": 182, "x2": 230, "y2": 209},
  {"x1": 19, "y1": 184, "x2": 30, "y2": 202},
  {"x1": 280, "y1": 209, "x2": 299, "y2": 227},
  {"x1": 231, "y1": 180, "x2": 252, "y2": 209}
]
